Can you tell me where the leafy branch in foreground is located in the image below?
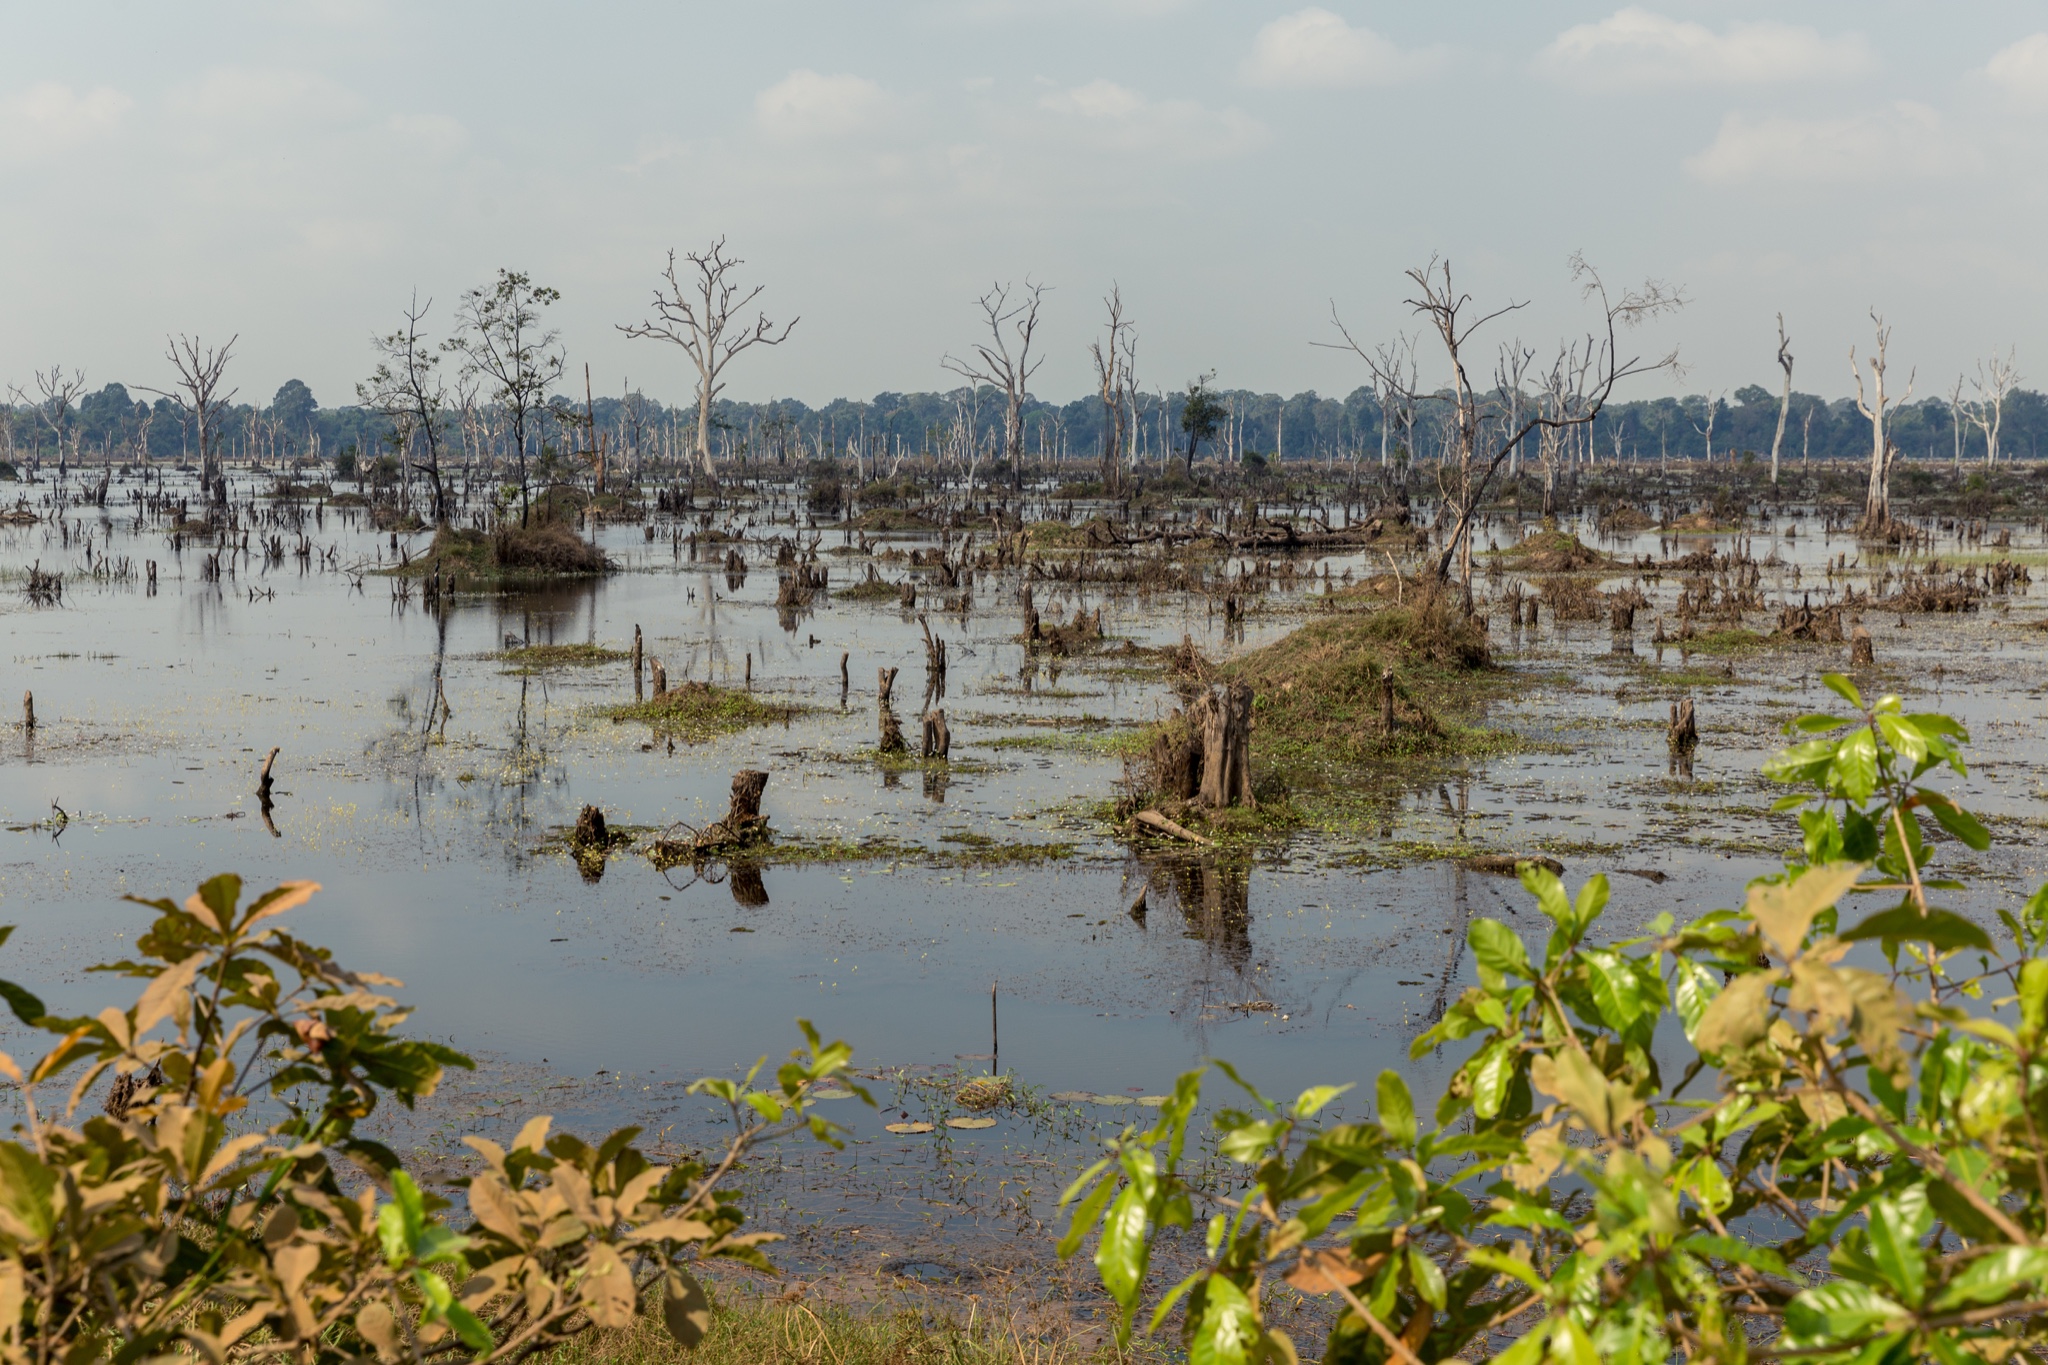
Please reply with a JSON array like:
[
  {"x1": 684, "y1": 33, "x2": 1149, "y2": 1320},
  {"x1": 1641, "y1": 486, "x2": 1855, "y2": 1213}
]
[
  {"x1": 0, "y1": 876, "x2": 866, "y2": 1363},
  {"x1": 1062, "y1": 673, "x2": 2048, "y2": 1364}
]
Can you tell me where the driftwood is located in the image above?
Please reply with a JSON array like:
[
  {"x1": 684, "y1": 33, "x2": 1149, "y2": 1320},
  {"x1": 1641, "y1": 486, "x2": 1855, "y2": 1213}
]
[
  {"x1": 652, "y1": 770, "x2": 772, "y2": 864},
  {"x1": 1135, "y1": 809, "x2": 1212, "y2": 845},
  {"x1": 1195, "y1": 681, "x2": 1255, "y2": 810}
]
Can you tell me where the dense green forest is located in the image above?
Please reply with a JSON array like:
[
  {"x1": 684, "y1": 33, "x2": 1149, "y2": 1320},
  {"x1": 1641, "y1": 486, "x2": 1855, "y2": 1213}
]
[{"x1": 5, "y1": 375, "x2": 2045, "y2": 474}]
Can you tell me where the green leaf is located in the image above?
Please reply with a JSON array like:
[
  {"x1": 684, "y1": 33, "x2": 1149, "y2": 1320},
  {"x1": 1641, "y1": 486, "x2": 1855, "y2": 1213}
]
[
  {"x1": 1828, "y1": 728, "x2": 1880, "y2": 801},
  {"x1": 1784, "y1": 1281, "x2": 1908, "y2": 1346},
  {"x1": 1407, "y1": 1245, "x2": 1447, "y2": 1310},
  {"x1": 1932, "y1": 1246, "x2": 2048, "y2": 1311},
  {"x1": 1679, "y1": 1234, "x2": 1790, "y2": 1279},
  {"x1": 1189, "y1": 1274, "x2": 1258, "y2": 1365},
  {"x1": 1581, "y1": 951, "x2": 1644, "y2": 1032},
  {"x1": 1292, "y1": 1084, "x2": 1351, "y2": 1119},
  {"x1": 1921, "y1": 793, "x2": 1991, "y2": 852},
  {"x1": 1842, "y1": 905, "x2": 1992, "y2": 954},
  {"x1": 1469, "y1": 919, "x2": 1531, "y2": 981},
  {"x1": 1822, "y1": 673, "x2": 1866, "y2": 711},
  {"x1": 1218, "y1": 1120, "x2": 1282, "y2": 1165},
  {"x1": 1865, "y1": 1186, "x2": 1932, "y2": 1307},
  {"x1": 2021, "y1": 960, "x2": 2048, "y2": 1038},
  {"x1": 0, "y1": 1143, "x2": 56, "y2": 1244},
  {"x1": 1673, "y1": 960, "x2": 1718, "y2": 1041},
  {"x1": 1517, "y1": 867, "x2": 1574, "y2": 931},
  {"x1": 1097, "y1": 1185, "x2": 1152, "y2": 1332},
  {"x1": 0, "y1": 978, "x2": 46, "y2": 1029},
  {"x1": 1790, "y1": 714, "x2": 1848, "y2": 734},
  {"x1": 1470, "y1": 1039, "x2": 1519, "y2": 1121},
  {"x1": 1573, "y1": 874, "x2": 1610, "y2": 934},
  {"x1": 1376, "y1": 1071, "x2": 1416, "y2": 1146},
  {"x1": 1876, "y1": 714, "x2": 1929, "y2": 767}
]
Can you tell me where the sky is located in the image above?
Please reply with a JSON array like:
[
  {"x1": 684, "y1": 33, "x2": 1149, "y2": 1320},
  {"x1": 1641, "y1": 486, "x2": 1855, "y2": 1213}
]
[{"x1": 4, "y1": 1, "x2": 2047, "y2": 410}]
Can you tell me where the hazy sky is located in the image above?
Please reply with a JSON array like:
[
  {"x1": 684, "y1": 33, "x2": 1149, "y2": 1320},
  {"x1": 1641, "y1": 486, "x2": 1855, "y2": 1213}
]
[{"x1": 5, "y1": 1, "x2": 2047, "y2": 409}]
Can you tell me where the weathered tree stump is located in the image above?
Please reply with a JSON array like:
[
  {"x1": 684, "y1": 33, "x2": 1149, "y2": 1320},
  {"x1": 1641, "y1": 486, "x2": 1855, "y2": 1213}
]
[
  {"x1": 257, "y1": 746, "x2": 280, "y2": 804},
  {"x1": 572, "y1": 805, "x2": 609, "y2": 847},
  {"x1": 899, "y1": 582, "x2": 916, "y2": 610},
  {"x1": 1668, "y1": 698, "x2": 1698, "y2": 753},
  {"x1": 1849, "y1": 626, "x2": 1874, "y2": 668},
  {"x1": 21, "y1": 691, "x2": 32, "y2": 733},
  {"x1": 921, "y1": 708, "x2": 950, "y2": 760},
  {"x1": 1379, "y1": 668, "x2": 1397, "y2": 735},
  {"x1": 650, "y1": 660, "x2": 668, "y2": 700},
  {"x1": 631, "y1": 624, "x2": 643, "y2": 699},
  {"x1": 1611, "y1": 600, "x2": 1636, "y2": 632},
  {"x1": 1196, "y1": 681, "x2": 1255, "y2": 810},
  {"x1": 727, "y1": 770, "x2": 769, "y2": 828},
  {"x1": 878, "y1": 666, "x2": 906, "y2": 754}
]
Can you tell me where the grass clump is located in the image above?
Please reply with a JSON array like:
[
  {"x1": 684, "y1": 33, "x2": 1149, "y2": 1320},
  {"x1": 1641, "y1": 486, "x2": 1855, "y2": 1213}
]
[
  {"x1": 501, "y1": 643, "x2": 629, "y2": 669},
  {"x1": 1494, "y1": 527, "x2": 1613, "y2": 572},
  {"x1": 602, "y1": 682, "x2": 801, "y2": 740},
  {"x1": 396, "y1": 524, "x2": 612, "y2": 583},
  {"x1": 834, "y1": 575, "x2": 905, "y2": 602}
]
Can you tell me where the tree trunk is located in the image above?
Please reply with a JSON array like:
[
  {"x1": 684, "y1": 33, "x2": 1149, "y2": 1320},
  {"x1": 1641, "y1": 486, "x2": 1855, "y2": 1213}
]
[
  {"x1": 1196, "y1": 682, "x2": 1255, "y2": 810},
  {"x1": 727, "y1": 769, "x2": 769, "y2": 826},
  {"x1": 921, "y1": 708, "x2": 950, "y2": 760}
]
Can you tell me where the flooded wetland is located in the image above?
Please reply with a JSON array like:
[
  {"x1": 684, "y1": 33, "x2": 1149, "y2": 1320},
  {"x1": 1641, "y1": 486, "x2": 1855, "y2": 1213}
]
[{"x1": 9, "y1": 461, "x2": 2048, "y2": 1314}]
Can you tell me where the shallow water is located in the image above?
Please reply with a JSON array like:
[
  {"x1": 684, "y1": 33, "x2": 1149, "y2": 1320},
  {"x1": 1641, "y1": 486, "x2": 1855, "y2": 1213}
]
[{"x1": 6, "y1": 472, "x2": 2048, "y2": 1276}]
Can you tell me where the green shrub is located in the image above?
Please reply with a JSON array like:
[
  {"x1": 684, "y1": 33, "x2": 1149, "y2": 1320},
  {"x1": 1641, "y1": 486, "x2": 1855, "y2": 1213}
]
[
  {"x1": 1062, "y1": 674, "x2": 2048, "y2": 1365},
  {"x1": 0, "y1": 878, "x2": 865, "y2": 1362}
]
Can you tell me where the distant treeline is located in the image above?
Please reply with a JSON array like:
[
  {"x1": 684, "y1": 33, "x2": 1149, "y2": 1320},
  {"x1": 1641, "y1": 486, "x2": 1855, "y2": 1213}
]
[{"x1": 5, "y1": 377, "x2": 2044, "y2": 471}]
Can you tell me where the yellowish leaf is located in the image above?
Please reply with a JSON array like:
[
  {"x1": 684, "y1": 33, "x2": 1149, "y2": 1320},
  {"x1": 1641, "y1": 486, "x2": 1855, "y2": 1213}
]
[
  {"x1": 1747, "y1": 863, "x2": 1863, "y2": 960},
  {"x1": 580, "y1": 1243, "x2": 636, "y2": 1329}
]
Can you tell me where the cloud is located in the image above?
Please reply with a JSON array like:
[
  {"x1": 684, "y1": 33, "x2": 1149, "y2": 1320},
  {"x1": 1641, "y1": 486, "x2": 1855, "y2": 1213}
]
[
  {"x1": 1539, "y1": 8, "x2": 1875, "y2": 89},
  {"x1": 1037, "y1": 80, "x2": 1262, "y2": 158},
  {"x1": 1241, "y1": 9, "x2": 1446, "y2": 88},
  {"x1": 170, "y1": 67, "x2": 361, "y2": 124},
  {"x1": 1684, "y1": 102, "x2": 1973, "y2": 183},
  {"x1": 385, "y1": 113, "x2": 469, "y2": 161},
  {"x1": 1982, "y1": 33, "x2": 2048, "y2": 109},
  {"x1": 0, "y1": 82, "x2": 133, "y2": 163},
  {"x1": 755, "y1": 70, "x2": 890, "y2": 140}
]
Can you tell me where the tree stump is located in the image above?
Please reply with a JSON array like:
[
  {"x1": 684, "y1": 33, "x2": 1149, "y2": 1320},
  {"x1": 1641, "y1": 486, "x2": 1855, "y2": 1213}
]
[
  {"x1": 921, "y1": 708, "x2": 950, "y2": 760},
  {"x1": 1611, "y1": 600, "x2": 1636, "y2": 632},
  {"x1": 651, "y1": 660, "x2": 668, "y2": 700},
  {"x1": 1379, "y1": 668, "x2": 1397, "y2": 736},
  {"x1": 727, "y1": 770, "x2": 769, "y2": 828},
  {"x1": 899, "y1": 583, "x2": 916, "y2": 610},
  {"x1": 257, "y1": 746, "x2": 280, "y2": 804},
  {"x1": 572, "y1": 805, "x2": 609, "y2": 847},
  {"x1": 878, "y1": 667, "x2": 906, "y2": 753},
  {"x1": 1196, "y1": 681, "x2": 1255, "y2": 810},
  {"x1": 21, "y1": 691, "x2": 32, "y2": 733},
  {"x1": 1849, "y1": 627, "x2": 1874, "y2": 668},
  {"x1": 1668, "y1": 698, "x2": 1698, "y2": 753},
  {"x1": 632, "y1": 625, "x2": 643, "y2": 699}
]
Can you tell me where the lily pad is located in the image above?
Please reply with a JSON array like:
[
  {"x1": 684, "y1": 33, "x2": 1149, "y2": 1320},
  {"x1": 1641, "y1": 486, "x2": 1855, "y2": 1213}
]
[
  {"x1": 809, "y1": 1087, "x2": 856, "y2": 1101},
  {"x1": 1050, "y1": 1091, "x2": 1096, "y2": 1103},
  {"x1": 884, "y1": 1121, "x2": 936, "y2": 1134},
  {"x1": 1091, "y1": 1094, "x2": 1133, "y2": 1106},
  {"x1": 1136, "y1": 1095, "x2": 1169, "y2": 1107},
  {"x1": 944, "y1": 1116, "x2": 997, "y2": 1130}
]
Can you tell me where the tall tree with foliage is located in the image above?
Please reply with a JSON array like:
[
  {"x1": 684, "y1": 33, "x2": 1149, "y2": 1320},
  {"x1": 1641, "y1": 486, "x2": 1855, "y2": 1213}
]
[
  {"x1": 449, "y1": 270, "x2": 564, "y2": 527},
  {"x1": 1180, "y1": 371, "x2": 1224, "y2": 476}
]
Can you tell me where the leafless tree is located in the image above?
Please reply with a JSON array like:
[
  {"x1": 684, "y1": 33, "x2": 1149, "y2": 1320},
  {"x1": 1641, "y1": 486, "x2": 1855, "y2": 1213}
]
[
  {"x1": 1361, "y1": 333, "x2": 1420, "y2": 472},
  {"x1": 143, "y1": 336, "x2": 237, "y2": 501},
  {"x1": 1948, "y1": 374, "x2": 1968, "y2": 472},
  {"x1": 358, "y1": 292, "x2": 451, "y2": 523},
  {"x1": 8, "y1": 366, "x2": 88, "y2": 479},
  {"x1": 1330, "y1": 254, "x2": 1682, "y2": 600},
  {"x1": 1851, "y1": 310, "x2": 1913, "y2": 534},
  {"x1": 620, "y1": 239, "x2": 796, "y2": 483},
  {"x1": 1968, "y1": 347, "x2": 2020, "y2": 466},
  {"x1": 1089, "y1": 286, "x2": 1135, "y2": 493},
  {"x1": 1769, "y1": 314, "x2": 1793, "y2": 485},
  {"x1": 1692, "y1": 392, "x2": 1722, "y2": 464},
  {"x1": 448, "y1": 270, "x2": 563, "y2": 527},
  {"x1": 942, "y1": 280, "x2": 1046, "y2": 490}
]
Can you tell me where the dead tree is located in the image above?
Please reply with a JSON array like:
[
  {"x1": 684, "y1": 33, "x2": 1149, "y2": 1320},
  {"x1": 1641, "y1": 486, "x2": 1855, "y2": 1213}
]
[
  {"x1": 1968, "y1": 347, "x2": 2021, "y2": 467},
  {"x1": 257, "y1": 747, "x2": 280, "y2": 804},
  {"x1": 1089, "y1": 286, "x2": 1135, "y2": 494},
  {"x1": 1948, "y1": 374, "x2": 1969, "y2": 472},
  {"x1": 7, "y1": 366, "x2": 88, "y2": 480},
  {"x1": 1195, "y1": 681, "x2": 1255, "y2": 811},
  {"x1": 143, "y1": 336, "x2": 237, "y2": 501},
  {"x1": 1770, "y1": 314, "x2": 1793, "y2": 485},
  {"x1": 942, "y1": 280, "x2": 1046, "y2": 490},
  {"x1": 1668, "y1": 698, "x2": 1698, "y2": 753},
  {"x1": 358, "y1": 291, "x2": 451, "y2": 523},
  {"x1": 1851, "y1": 311, "x2": 1913, "y2": 535},
  {"x1": 1326, "y1": 254, "x2": 1681, "y2": 605},
  {"x1": 619, "y1": 239, "x2": 797, "y2": 482}
]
